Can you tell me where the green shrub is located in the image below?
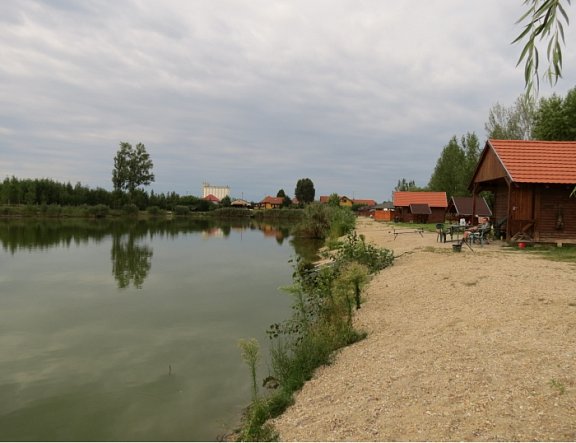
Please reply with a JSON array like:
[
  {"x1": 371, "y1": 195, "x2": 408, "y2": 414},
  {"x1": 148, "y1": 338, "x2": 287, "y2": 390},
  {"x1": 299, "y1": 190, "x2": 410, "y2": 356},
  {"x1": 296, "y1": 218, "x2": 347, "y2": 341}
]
[
  {"x1": 335, "y1": 232, "x2": 394, "y2": 273},
  {"x1": 213, "y1": 207, "x2": 252, "y2": 218},
  {"x1": 328, "y1": 207, "x2": 356, "y2": 239},
  {"x1": 292, "y1": 203, "x2": 331, "y2": 239},
  {"x1": 46, "y1": 204, "x2": 63, "y2": 217},
  {"x1": 122, "y1": 203, "x2": 139, "y2": 216},
  {"x1": 87, "y1": 204, "x2": 110, "y2": 218},
  {"x1": 293, "y1": 204, "x2": 356, "y2": 240},
  {"x1": 146, "y1": 205, "x2": 161, "y2": 216},
  {"x1": 174, "y1": 205, "x2": 190, "y2": 216},
  {"x1": 24, "y1": 205, "x2": 38, "y2": 216}
]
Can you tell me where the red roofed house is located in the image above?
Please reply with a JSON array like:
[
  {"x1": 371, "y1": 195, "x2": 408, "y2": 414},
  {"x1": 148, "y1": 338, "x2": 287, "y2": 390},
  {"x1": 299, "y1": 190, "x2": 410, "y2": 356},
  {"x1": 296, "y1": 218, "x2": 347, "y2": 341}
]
[
  {"x1": 393, "y1": 191, "x2": 448, "y2": 223},
  {"x1": 203, "y1": 194, "x2": 220, "y2": 204},
  {"x1": 470, "y1": 139, "x2": 576, "y2": 243},
  {"x1": 353, "y1": 199, "x2": 377, "y2": 207},
  {"x1": 258, "y1": 196, "x2": 284, "y2": 209},
  {"x1": 319, "y1": 195, "x2": 377, "y2": 208}
]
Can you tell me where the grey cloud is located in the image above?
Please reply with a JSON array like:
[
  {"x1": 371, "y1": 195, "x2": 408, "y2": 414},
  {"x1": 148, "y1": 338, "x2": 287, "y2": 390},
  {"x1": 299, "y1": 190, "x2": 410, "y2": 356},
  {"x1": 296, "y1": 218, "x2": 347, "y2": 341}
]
[{"x1": 1, "y1": 0, "x2": 575, "y2": 201}]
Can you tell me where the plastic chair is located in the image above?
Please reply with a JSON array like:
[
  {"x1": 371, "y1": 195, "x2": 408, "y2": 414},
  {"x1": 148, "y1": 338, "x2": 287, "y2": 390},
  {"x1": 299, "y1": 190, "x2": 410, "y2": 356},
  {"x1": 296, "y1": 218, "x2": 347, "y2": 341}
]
[
  {"x1": 436, "y1": 223, "x2": 446, "y2": 242},
  {"x1": 469, "y1": 225, "x2": 490, "y2": 245}
]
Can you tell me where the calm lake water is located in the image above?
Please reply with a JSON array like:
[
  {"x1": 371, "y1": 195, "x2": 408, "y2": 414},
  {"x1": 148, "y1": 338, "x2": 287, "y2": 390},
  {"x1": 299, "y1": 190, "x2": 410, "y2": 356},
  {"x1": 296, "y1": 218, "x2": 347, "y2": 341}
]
[{"x1": 0, "y1": 218, "x2": 319, "y2": 441}]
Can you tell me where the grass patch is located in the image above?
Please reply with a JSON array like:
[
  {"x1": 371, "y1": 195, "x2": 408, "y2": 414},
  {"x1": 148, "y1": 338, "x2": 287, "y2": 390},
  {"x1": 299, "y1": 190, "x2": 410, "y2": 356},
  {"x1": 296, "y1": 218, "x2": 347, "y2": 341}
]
[
  {"x1": 549, "y1": 378, "x2": 566, "y2": 395},
  {"x1": 391, "y1": 222, "x2": 439, "y2": 233},
  {"x1": 526, "y1": 244, "x2": 576, "y2": 263}
]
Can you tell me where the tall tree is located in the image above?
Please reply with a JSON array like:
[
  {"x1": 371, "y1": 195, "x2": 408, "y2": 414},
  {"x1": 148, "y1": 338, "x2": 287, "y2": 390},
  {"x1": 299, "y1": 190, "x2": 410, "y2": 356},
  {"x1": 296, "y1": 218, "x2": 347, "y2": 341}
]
[
  {"x1": 394, "y1": 178, "x2": 425, "y2": 192},
  {"x1": 112, "y1": 142, "x2": 155, "y2": 195},
  {"x1": 533, "y1": 86, "x2": 576, "y2": 140},
  {"x1": 461, "y1": 132, "x2": 481, "y2": 183},
  {"x1": 295, "y1": 178, "x2": 315, "y2": 204},
  {"x1": 327, "y1": 193, "x2": 341, "y2": 206},
  {"x1": 428, "y1": 134, "x2": 480, "y2": 198},
  {"x1": 485, "y1": 95, "x2": 536, "y2": 140},
  {"x1": 533, "y1": 93, "x2": 566, "y2": 139}
]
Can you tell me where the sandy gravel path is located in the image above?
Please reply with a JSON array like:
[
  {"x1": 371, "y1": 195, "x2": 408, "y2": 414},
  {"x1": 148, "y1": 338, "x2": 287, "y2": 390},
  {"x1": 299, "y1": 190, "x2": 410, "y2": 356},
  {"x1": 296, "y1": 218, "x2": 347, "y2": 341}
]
[{"x1": 271, "y1": 218, "x2": 576, "y2": 441}]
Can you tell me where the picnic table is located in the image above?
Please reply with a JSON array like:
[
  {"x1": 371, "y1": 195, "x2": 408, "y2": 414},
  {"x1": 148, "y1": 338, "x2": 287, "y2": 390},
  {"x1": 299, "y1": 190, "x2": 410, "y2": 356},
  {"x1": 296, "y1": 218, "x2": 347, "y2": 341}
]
[{"x1": 391, "y1": 227, "x2": 424, "y2": 240}]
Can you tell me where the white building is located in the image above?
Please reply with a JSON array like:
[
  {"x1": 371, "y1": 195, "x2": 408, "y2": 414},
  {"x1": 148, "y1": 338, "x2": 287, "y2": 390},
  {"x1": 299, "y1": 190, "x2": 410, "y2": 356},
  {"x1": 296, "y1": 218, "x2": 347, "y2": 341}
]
[{"x1": 202, "y1": 182, "x2": 230, "y2": 200}]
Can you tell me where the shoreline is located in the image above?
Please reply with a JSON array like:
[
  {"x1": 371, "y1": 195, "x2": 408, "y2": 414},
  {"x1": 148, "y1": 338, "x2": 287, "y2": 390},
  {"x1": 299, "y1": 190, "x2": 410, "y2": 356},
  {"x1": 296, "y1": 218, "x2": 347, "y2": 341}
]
[{"x1": 270, "y1": 218, "x2": 576, "y2": 441}]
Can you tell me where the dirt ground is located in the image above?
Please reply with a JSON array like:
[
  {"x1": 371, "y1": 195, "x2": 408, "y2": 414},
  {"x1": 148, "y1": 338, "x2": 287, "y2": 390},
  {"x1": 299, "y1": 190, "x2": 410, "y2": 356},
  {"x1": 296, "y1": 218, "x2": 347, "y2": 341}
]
[{"x1": 270, "y1": 218, "x2": 576, "y2": 441}]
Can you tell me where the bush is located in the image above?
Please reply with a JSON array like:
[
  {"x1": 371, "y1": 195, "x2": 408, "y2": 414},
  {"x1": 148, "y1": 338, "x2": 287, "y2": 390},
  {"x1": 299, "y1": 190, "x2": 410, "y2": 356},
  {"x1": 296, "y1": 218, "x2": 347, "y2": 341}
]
[
  {"x1": 292, "y1": 203, "x2": 331, "y2": 239},
  {"x1": 328, "y1": 207, "x2": 356, "y2": 239},
  {"x1": 335, "y1": 232, "x2": 394, "y2": 273},
  {"x1": 46, "y1": 204, "x2": 63, "y2": 217},
  {"x1": 122, "y1": 203, "x2": 139, "y2": 216},
  {"x1": 174, "y1": 205, "x2": 190, "y2": 216},
  {"x1": 147, "y1": 205, "x2": 161, "y2": 216},
  {"x1": 87, "y1": 204, "x2": 110, "y2": 218},
  {"x1": 293, "y1": 204, "x2": 356, "y2": 240},
  {"x1": 213, "y1": 207, "x2": 251, "y2": 218}
]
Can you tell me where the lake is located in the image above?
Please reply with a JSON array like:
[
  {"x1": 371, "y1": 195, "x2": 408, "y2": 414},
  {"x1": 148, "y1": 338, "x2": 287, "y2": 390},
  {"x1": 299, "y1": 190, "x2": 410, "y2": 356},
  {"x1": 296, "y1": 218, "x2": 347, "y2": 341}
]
[{"x1": 0, "y1": 217, "x2": 319, "y2": 441}]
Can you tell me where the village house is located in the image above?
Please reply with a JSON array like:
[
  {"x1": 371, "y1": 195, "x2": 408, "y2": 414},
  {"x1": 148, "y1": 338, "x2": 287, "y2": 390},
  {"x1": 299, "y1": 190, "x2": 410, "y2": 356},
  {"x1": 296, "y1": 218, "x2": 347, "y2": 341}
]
[
  {"x1": 257, "y1": 196, "x2": 284, "y2": 209},
  {"x1": 371, "y1": 201, "x2": 395, "y2": 221},
  {"x1": 319, "y1": 195, "x2": 377, "y2": 208},
  {"x1": 203, "y1": 194, "x2": 220, "y2": 204},
  {"x1": 393, "y1": 191, "x2": 448, "y2": 223},
  {"x1": 470, "y1": 139, "x2": 576, "y2": 244}
]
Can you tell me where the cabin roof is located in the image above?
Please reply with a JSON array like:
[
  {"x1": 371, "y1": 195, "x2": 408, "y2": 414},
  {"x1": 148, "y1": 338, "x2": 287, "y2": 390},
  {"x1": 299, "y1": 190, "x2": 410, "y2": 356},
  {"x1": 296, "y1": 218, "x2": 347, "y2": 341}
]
[
  {"x1": 203, "y1": 194, "x2": 220, "y2": 202},
  {"x1": 488, "y1": 139, "x2": 576, "y2": 184},
  {"x1": 448, "y1": 196, "x2": 492, "y2": 217},
  {"x1": 260, "y1": 196, "x2": 284, "y2": 205},
  {"x1": 393, "y1": 191, "x2": 448, "y2": 208}
]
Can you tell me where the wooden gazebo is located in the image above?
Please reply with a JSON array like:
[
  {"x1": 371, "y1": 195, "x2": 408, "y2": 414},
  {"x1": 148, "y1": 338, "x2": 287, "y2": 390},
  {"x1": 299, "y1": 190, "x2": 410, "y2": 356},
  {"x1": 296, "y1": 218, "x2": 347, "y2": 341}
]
[{"x1": 469, "y1": 139, "x2": 576, "y2": 244}]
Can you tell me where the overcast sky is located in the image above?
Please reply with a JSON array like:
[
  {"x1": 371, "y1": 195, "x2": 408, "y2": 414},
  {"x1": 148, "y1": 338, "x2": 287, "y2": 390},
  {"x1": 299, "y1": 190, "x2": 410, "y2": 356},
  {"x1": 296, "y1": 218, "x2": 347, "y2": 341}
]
[{"x1": 1, "y1": 1, "x2": 575, "y2": 202}]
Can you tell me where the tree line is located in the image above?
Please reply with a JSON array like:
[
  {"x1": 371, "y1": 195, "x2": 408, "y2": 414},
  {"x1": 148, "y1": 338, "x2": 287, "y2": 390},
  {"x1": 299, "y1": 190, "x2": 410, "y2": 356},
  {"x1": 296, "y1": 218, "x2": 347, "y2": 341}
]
[
  {"x1": 0, "y1": 176, "x2": 215, "y2": 211},
  {"x1": 1, "y1": 139, "x2": 318, "y2": 212}
]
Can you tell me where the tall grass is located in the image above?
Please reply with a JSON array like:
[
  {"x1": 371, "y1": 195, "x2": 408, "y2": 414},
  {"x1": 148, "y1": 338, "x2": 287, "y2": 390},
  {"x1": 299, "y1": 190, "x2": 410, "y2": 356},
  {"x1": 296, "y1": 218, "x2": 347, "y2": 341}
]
[
  {"x1": 292, "y1": 203, "x2": 355, "y2": 240},
  {"x1": 236, "y1": 233, "x2": 393, "y2": 441}
]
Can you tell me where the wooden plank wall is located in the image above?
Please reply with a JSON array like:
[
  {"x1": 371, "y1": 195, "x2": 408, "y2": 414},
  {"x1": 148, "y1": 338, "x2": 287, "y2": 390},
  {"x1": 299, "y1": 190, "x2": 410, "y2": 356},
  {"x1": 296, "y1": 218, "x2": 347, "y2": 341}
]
[{"x1": 536, "y1": 185, "x2": 576, "y2": 241}]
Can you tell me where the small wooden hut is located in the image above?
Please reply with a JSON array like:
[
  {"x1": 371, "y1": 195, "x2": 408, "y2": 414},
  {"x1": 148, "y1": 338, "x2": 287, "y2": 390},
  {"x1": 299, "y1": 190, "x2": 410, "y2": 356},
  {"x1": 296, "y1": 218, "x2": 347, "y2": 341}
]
[
  {"x1": 393, "y1": 191, "x2": 448, "y2": 223},
  {"x1": 446, "y1": 196, "x2": 492, "y2": 225},
  {"x1": 470, "y1": 139, "x2": 576, "y2": 244}
]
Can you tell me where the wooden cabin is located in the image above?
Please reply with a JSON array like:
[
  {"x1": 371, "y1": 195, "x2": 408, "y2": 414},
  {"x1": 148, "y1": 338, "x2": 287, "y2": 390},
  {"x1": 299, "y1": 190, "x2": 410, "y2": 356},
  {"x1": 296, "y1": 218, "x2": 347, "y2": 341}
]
[
  {"x1": 470, "y1": 139, "x2": 576, "y2": 244},
  {"x1": 446, "y1": 196, "x2": 492, "y2": 225},
  {"x1": 372, "y1": 202, "x2": 395, "y2": 221},
  {"x1": 393, "y1": 191, "x2": 448, "y2": 223}
]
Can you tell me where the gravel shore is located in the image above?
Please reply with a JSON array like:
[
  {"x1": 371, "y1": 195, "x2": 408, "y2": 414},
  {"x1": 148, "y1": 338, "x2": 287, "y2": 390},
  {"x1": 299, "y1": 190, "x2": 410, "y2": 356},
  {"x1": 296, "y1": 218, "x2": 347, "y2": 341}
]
[{"x1": 270, "y1": 218, "x2": 576, "y2": 441}]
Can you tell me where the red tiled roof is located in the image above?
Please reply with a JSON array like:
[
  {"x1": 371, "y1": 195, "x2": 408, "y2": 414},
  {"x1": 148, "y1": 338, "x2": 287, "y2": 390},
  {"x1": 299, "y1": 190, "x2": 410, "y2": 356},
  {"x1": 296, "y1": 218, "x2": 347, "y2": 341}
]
[
  {"x1": 204, "y1": 194, "x2": 220, "y2": 202},
  {"x1": 353, "y1": 199, "x2": 377, "y2": 206},
  {"x1": 260, "y1": 196, "x2": 284, "y2": 205},
  {"x1": 489, "y1": 139, "x2": 576, "y2": 184},
  {"x1": 393, "y1": 191, "x2": 448, "y2": 208}
]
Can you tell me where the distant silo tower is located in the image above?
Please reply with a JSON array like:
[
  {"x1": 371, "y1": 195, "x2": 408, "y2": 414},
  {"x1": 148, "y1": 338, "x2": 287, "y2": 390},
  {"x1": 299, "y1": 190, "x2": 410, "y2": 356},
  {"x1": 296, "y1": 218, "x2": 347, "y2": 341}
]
[{"x1": 202, "y1": 182, "x2": 231, "y2": 200}]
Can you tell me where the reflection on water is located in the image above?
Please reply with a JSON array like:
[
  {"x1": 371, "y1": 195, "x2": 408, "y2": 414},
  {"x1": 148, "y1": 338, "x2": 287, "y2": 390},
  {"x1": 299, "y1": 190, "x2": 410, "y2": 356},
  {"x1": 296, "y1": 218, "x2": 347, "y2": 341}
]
[
  {"x1": 0, "y1": 217, "x2": 319, "y2": 441},
  {"x1": 111, "y1": 232, "x2": 153, "y2": 289},
  {"x1": 0, "y1": 218, "x2": 311, "y2": 290}
]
